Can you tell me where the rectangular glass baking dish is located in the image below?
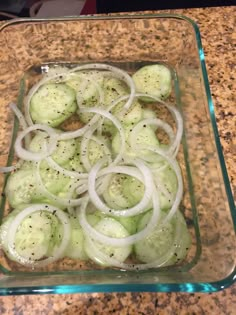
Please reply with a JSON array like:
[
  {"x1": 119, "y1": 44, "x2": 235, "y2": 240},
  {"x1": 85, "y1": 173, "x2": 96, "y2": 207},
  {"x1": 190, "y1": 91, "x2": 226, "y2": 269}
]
[{"x1": 0, "y1": 14, "x2": 235, "y2": 295}]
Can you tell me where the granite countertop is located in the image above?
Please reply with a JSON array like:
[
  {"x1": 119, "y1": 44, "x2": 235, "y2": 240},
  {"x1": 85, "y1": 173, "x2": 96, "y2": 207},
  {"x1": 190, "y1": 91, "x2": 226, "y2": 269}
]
[{"x1": 0, "y1": 5, "x2": 235, "y2": 314}]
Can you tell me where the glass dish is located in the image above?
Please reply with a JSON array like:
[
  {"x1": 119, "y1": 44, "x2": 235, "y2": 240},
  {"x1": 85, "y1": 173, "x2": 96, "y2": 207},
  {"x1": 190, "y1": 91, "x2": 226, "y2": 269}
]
[{"x1": 0, "y1": 14, "x2": 235, "y2": 295}]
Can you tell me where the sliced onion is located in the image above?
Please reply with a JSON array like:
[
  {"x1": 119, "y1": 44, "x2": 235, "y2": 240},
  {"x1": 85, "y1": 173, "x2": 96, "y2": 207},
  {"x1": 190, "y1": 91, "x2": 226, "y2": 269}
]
[
  {"x1": 95, "y1": 173, "x2": 113, "y2": 196},
  {"x1": 9, "y1": 103, "x2": 28, "y2": 130},
  {"x1": 79, "y1": 186, "x2": 160, "y2": 247},
  {"x1": 9, "y1": 102, "x2": 31, "y2": 148},
  {"x1": 14, "y1": 124, "x2": 58, "y2": 162},
  {"x1": 76, "y1": 182, "x2": 89, "y2": 195},
  {"x1": 0, "y1": 159, "x2": 24, "y2": 173},
  {"x1": 6, "y1": 204, "x2": 71, "y2": 267},
  {"x1": 88, "y1": 158, "x2": 154, "y2": 217}
]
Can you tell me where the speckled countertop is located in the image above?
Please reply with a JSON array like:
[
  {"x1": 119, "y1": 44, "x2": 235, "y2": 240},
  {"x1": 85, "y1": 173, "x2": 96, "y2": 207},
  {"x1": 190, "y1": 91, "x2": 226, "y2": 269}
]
[{"x1": 0, "y1": 5, "x2": 235, "y2": 315}]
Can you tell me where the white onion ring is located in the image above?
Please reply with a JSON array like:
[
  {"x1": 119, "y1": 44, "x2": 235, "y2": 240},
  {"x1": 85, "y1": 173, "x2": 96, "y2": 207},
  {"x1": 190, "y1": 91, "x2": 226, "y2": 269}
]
[
  {"x1": 95, "y1": 173, "x2": 113, "y2": 196},
  {"x1": 9, "y1": 103, "x2": 28, "y2": 130},
  {"x1": 6, "y1": 204, "x2": 71, "y2": 267},
  {"x1": 14, "y1": 124, "x2": 58, "y2": 162},
  {"x1": 0, "y1": 160, "x2": 24, "y2": 174},
  {"x1": 10, "y1": 102, "x2": 31, "y2": 149},
  {"x1": 76, "y1": 182, "x2": 89, "y2": 195}
]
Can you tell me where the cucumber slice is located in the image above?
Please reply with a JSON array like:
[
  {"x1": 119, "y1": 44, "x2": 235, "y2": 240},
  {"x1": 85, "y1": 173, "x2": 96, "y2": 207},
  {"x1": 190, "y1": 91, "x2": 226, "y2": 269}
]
[
  {"x1": 168, "y1": 211, "x2": 191, "y2": 265},
  {"x1": 142, "y1": 108, "x2": 156, "y2": 120},
  {"x1": 75, "y1": 135, "x2": 111, "y2": 170},
  {"x1": 5, "y1": 168, "x2": 42, "y2": 208},
  {"x1": 112, "y1": 124, "x2": 159, "y2": 160},
  {"x1": 66, "y1": 71, "x2": 104, "y2": 97},
  {"x1": 114, "y1": 214, "x2": 143, "y2": 235},
  {"x1": 119, "y1": 101, "x2": 143, "y2": 126},
  {"x1": 87, "y1": 212, "x2": 103, "y2": 227},
  {"x1": 133, "y1": 64, "x2": 172, "y2": 101},
  {"x1": 153, "y1": 165, "x2": 178, "y2": 210},
  {"x1": 30, "y1": 83, "x2": 77, "y2": 127},
  {"x1": 122, "y1": 176, "x2": 145, "y2": 207},
  {"x1": 84, "y1": 217, "x2": 132, "y2": 265},
  {"x1": 103, "y1": 77, "x2": 129, "y2": 105},
  {"x1": 40, "y1": 160, "x2": 72, "y2": 196},
  {"x1": 69, "y1": 71, "x2": 105, "y2": 124},
  {"x1": 29, "y1": 131, "x2": 77, "y2": 166},
  {"x1": 134, "y1": 211, "x2": 174, "y2": 263},
  {"x1": 86, "y1": 209, "x2": 142, "y2": 235},
  {"x1": 142, "y1": 109, "x2": 158, "y2": 131},
  {"x1": 103, "y1": 174, "x2": 132, "y2": 210},
  {"x1": 86, "y1": 137, "x2": 110, "y2": 167},
  {"x1": 134, "y1": 210, "x2": 190, "y2": 265},
  {"x1": 5, "y1": 162, "x2": 72, "y2": 208},
  {"x1": 100, "y1": 77, "x2": 130, "y2": 131},
  {"x1": 14, "y1": 211, "x2": 55, "y2": 261},
  {"x1": 66, "y1": 139, "x2": 85, "y2": 173},
  {"x1": 64, "y1": 215, "x2": 88, "y2": 260},
  {"x1": 77, "y1": 75, "x2": 128, "y2": 124},
  {"x1": 0, "y1": 208, "x2": 61, "y2": 262}
]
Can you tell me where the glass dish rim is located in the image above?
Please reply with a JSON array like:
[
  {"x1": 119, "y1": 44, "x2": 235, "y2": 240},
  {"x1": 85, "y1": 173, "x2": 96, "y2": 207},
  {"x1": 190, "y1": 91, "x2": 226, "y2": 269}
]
[{"x1": 0, "y1": 13, "x2": 235, "y2": 295}]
